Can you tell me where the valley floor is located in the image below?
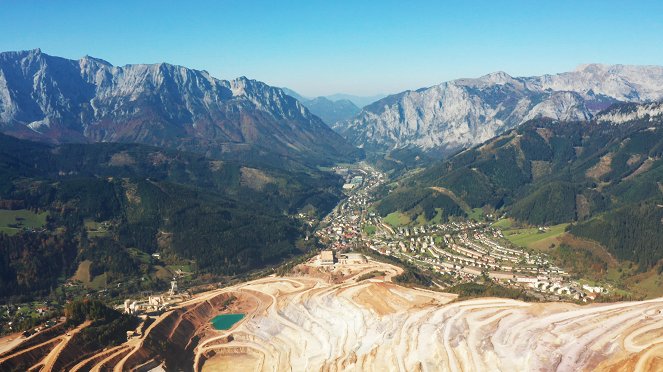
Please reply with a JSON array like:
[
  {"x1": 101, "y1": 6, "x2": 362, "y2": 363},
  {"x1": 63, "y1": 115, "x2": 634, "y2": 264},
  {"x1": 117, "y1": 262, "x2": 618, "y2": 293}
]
[{"x1": 2, "y1": 163, "x2": 663, "y2": 371}]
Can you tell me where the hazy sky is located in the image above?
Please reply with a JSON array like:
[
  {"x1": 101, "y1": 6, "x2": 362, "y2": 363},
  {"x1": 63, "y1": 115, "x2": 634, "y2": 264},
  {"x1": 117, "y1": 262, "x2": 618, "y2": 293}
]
[{"x1": 2, "y1": 0, "x2": 662, "y2": 96}]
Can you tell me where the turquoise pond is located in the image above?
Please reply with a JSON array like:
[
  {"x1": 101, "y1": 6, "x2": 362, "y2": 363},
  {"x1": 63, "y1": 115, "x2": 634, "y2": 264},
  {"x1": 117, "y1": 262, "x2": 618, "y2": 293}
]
[{"x1": 211, "y1": 313, "x2": 245, "y2": 330}]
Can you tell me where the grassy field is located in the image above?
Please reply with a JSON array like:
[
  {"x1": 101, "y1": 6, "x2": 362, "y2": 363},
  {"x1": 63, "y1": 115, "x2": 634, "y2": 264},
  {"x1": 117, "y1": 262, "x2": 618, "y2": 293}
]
[
  {"x1": 621, "y1": 265, "x2": 663, "y2": 299},
  {"x1": 71, "y1": 260, "x2": 93, "y2": 285},
  {"x1": 166, "y1": 264, "x2": 193, "y2": 273},
  {"x1": 71, "y1": 260, "x2": 111, "y2": 290},
  {"x1": 154, "y1": 266, "x2": 173, "y2": 280},
  {"x1": 0, "y1": 209, "x2": 48, "y2": 235},
  {"x1": 503, "y1": 223, "x2": 569, "y2": 248},
  {"x1": 467, "y1": 208, "x2": 484, "y2": 222},
  {"x1": 383, "y1": 211, "x2": 410, "y2": 227},
  {"x1": 88, "y1": 273, "x2": 108, "y2": 290},
  {"x1": 363, "y1": 224, "x2": 377, "y2": 235},
  {"x1": 127, "y1": 248, "x2": 152, "y2": 264},
  {"x1": 84, "y1": 219, "x2": 111, "y2": 237},
  {"x1": 491, "y1": 218, "x2": 514, "y2": 229},
  {"x1": 498, "y1": 220, "x2": 663, "y2": 299},
  {"x1": 425, "y1": 208, "x2": 449, "y2": 225}
]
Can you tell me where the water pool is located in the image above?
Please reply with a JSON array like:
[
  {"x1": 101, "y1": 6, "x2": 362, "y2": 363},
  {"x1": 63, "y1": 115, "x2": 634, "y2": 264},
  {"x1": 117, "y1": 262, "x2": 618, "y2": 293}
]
[{"x1": 211, "y1": 313, "x2": 245, "y2": 330}]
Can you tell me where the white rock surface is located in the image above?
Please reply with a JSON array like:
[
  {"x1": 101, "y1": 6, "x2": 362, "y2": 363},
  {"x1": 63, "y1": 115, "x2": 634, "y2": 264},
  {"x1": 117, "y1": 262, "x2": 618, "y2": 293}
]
[
  {"x1": 0, "y1": 49, "x2": 356, "y2": 161},
  {"x1": 196, "y1": 275, "x2": 663, "y2": 371},
  {"x1": 595, "y1": 102, "x2": 663, "y2": 125},
  {"x1": 335, "y1": 64, "x2": 663, "y2": 153}
]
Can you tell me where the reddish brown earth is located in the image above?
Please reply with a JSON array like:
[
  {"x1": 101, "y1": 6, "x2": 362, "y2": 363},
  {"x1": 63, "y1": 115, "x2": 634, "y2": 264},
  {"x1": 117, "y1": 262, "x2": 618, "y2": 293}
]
[{"x1": 2, "y1": 258, "x2": 663, "y2": 371}]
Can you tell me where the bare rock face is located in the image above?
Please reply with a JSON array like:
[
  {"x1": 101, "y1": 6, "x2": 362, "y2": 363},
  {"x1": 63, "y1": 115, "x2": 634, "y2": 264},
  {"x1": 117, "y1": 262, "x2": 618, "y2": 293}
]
[
  {"x1": 335, "y1": 64, "x2": 663, "y2": 154},
  {"x1": 594, "y1": 101, "x2": 663, "y2": 125},
  {"x1": 0, "y1": 49, "x2": 359, "y2": 165}
]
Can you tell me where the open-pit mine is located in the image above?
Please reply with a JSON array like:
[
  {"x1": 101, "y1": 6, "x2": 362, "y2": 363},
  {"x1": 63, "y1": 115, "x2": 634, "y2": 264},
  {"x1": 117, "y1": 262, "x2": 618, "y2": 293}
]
[{"x1": 2, "y1": 255, "x2": 662, "y2": 371}]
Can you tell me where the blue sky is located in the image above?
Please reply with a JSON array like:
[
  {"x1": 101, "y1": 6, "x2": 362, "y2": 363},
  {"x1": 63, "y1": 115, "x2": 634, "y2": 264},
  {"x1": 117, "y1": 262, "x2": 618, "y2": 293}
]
[{"x1": 1, "y1": 0, "x2": 662, "y2": 96}]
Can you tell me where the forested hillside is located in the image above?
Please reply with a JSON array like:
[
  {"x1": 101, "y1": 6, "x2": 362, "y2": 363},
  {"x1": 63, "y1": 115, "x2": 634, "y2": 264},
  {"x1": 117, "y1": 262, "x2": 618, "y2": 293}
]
[
  {"x1": 0, "y1": 133, "x2": 341, "y2": 300},
  {"x1": 377, "y1": 103, "x2": 663, "y2": 270}
]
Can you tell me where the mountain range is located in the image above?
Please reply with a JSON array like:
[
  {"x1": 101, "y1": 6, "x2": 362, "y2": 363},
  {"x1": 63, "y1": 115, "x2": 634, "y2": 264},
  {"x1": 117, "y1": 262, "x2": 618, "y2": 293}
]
[
  {"x1": 2, "y1": 49, "x2": 663, "y2": 302},
  {"x1": 334, "y1": 64, "x2": 663, "y2": 156},
  {"x1": 0, "y1": 49, "x2": 360, "y2": 167},
  {"x1": 0, "y1": 50, "x2": 360, "y2": 299},
  {"x1": 280, "y1": 88, "x2": 366, "y2": 125},
  {"x1": 280, "y1": 88, "x2": 361, "y2": 125},
  {"x1": 281, "y1": 88, "x2": 385, "y2": 109}
]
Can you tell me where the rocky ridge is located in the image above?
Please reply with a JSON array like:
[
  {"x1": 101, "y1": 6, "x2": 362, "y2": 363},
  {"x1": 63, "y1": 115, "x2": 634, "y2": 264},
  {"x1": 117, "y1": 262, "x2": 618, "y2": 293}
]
[
  {"x1": 335, "y1": 64, "x2": 663, "y2": 154},
  {"x1": 0, "y1": 49, "x2": 359, "y2": 165}
]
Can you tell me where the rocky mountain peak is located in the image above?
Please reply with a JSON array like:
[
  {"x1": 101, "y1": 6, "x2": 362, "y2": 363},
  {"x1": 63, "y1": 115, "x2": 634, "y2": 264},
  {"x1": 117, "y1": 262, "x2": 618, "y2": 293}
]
[
  {"x1": 0, "y1": 50, "x2": 360, "y2": 165},
  {"x1": 334, "y1": 64, "x2": 663, "y2": 155},
  {"x1": 478, "y1": 71, "x2": 514, "y2": 84},
  {"x1": 574, "y1": 63, "x2": 610, "y2": 73}
]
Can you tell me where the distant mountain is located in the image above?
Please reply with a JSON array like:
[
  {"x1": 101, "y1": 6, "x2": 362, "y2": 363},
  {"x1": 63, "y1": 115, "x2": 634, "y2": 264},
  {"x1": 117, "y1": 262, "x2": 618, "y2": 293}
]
[
  {"x1": 325, "y1": 93, "x2": 387, "y2": 108},
  {"x1": 0, "y1": 49, "x2": 361, "y2": 167},
  {"x1": 281, "y1": 89, "x2": 386, "y2": 109},
  {"x1": 280, "y1": 87, "x2": 309, "y2": 103},
  {"x1": 280, "y1": 88, "x2": 361, "y2": 125},
  {"x1": 301, "y1": 97, "x2": 360, "y2": 126},
  {"x1": 378, "y1": 102, "x2": 663, "y2": 270},
  {"x1": 334, "y1": 64, "x2": 663, "y2": 155}
]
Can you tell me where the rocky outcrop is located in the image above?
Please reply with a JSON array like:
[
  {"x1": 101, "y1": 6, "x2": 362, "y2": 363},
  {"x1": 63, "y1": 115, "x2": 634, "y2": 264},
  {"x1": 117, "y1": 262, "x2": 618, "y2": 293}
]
[
  {"x1": 595, "y1": 101, "x2": 663, "y2": 125},
  {"x1": 335, "y1": 64, "x2": 663, "y2": 154},
  {"x1": 0, "y1": 49, "x2": 360, "y2": 165}
]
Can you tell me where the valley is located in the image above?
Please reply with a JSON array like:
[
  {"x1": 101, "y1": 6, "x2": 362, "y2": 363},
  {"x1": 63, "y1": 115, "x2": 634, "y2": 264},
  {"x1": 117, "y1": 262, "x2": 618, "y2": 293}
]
[
  {"x1": 2, "y1": 1, "x2": 663, "y2": 369},
  {"x1": 315, "y1": 164, "x2": 610, "y2": 302},
  {"x1": 1, "y1": 114, "x2": 663, "y2": 370},
  {"x1": 0, "y1": 45, "x2": 662, "y2": 371},
  {"x1": 2, "y1": 159, "x2": 653, "y2": 371}
]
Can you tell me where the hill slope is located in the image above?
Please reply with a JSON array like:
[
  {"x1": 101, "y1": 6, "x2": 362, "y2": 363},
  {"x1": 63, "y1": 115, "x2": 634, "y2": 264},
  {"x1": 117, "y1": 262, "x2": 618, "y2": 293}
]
[
  {"x1": 0, "y1": 133, "x2": 342, "y2": 300},
  {"x1": 378, "y1": 102, "x2": 663, "y2": 270}
]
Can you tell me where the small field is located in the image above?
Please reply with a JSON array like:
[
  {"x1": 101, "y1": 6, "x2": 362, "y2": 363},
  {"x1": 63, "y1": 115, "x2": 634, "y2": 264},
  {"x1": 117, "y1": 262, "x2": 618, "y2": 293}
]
[
  {"x1": 503, "y1": 223, "x2": 569, "y2": 248},
  {"x1": 467, "y1": 208, "x2": 484, "y2": 222},
  {"x1": 88, "y1": 272, "x2": 108, "y2": 290},
  {"x1": 425, "y1": 208, "x2": 448, "y2": 225},
  {"x1": 72, "y1": 260, "x2": 93, "y2": 285},
  {"x1": 491, "y1": 218, "x2": 514, "y2": 229},
  {"x1": 363, "y1": 225, "x2": 376, "y2": 235},
  {"x1": 383, "y1": 211, "x2": 410, "y2": 227},
  {"x1": 625, "y1": 268, "x2": 663, "y2": 299},
  {"x1": 84, "y1": 219, "x2": 111, "y2": 237},
  {"x1": 0, "y1": 209, "x2": 48, "y2": 235}
]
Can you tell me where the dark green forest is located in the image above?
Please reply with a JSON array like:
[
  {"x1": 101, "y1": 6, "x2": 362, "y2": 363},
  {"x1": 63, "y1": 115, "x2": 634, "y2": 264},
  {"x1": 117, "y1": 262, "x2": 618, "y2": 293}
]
[
  {"x1": 0, "y1": 133, "x2": 343, "y2": 300},
  {"x1": 376, "y1": 187, "x2": 465, "y2": 221}
]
